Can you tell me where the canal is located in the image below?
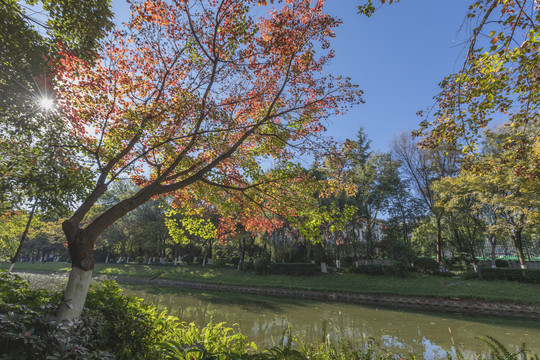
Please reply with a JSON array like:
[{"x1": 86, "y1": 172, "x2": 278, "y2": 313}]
[{"x1": 23, "y1": 273, "x2": 540, "y2": 359}]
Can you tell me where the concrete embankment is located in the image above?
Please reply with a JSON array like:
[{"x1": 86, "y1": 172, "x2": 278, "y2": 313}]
[{"x1": 113, "y1": 276, "x2": 540, "y2": 321}]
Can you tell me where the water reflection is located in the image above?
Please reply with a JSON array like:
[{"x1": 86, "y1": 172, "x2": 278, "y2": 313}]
[
  {"x1": 120, "y1": 285, "x2": 540, "y2": 359},
  {"x1": 20, "y1": 273, "x2": 540, "y2": 359}
]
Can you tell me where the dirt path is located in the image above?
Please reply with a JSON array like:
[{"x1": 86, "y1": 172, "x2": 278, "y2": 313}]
[{"x1": 113, "y1": 276, "x2": 540, "y2": 321}]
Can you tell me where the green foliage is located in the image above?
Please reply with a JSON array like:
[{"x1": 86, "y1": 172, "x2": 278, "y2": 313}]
[
  {"x1": 166, "y1": 210, "x2": 217, "y2": 246},
  {"x1": 85, "y1": 280, "x2": 180, "y2": 359},
  {"x1": 478, "y1": 335, "x2": 539, "y2": 360},
  {"x1": 160, "y1": 322, "x2": 258, "y2": 359},
  {"x1": 474, "y1": 268, "x2": 540, "y2": 284},
  {"x1": 0, "y1": 270, "x2": 113, "y2": 359},
  {"x1": 181, "y1": 254, "x2": 194, "y2": 265},
  {"x1": 495, "y1": 259, "x2": 509, "y2": 268},
  {"x1": 385, "y1": 240, "x2": 415, "y2": 276},
  {"x1": 357, "y1": 0, "x2": 398, "y2": 18},
  {"x1": 413, "y1": 257, "x2": 440, "y2": 275},
  {"x1": 0, "y1": 212, "x2": 30, "y2": 260},
  {"x1": 254, "y1": 257, "x2": 270, "y2": 274},
  {"x1": 351, "y1": 264, "x2": 385, "y2": 276},
  {"x1": 267, "y1": 263, "x2": 319, "y2": 277}
]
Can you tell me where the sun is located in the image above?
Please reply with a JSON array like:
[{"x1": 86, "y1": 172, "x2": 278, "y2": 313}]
[{"x1": 39, "y1": 97, "x2": 54, "y2": 111}]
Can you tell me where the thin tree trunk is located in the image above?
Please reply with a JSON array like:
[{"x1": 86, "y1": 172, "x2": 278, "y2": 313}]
[
  {"x1": 488, "y1": 235, "x2": 497, "y2": 268},
  {"x1": 318, "y1": 242, "x2": 328, "y2": 273},
  {"x1": 467, "y1": 228, "x2": 478, "y2": 271},
  {"x1": 436, "y1": 216, "x2": 442, "y2": 268},
  {"x1": 513, "y1": 229, "x2": 526, "y2": 269},
  {"x1": 8, "y1": 201, "x2": 38, "y2": 273}
]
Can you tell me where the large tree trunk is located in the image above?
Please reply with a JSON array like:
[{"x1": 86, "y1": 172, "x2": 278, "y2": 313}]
[{"x1": 57, "y1": 222, "x2": 97, "y2": 322}]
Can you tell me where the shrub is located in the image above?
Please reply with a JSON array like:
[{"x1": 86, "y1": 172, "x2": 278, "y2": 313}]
[
  {"x1": 351, "y1": 264, "x2": 385, "y2": 276},
  {"x1": 0, "y1": 270, "x2": 114, "y2": 359},
  {"x1": 433, "y1": 271, "x2": 454, "y2": 278},
  {"x1": 478, "y1": 268, "x2": 523, "y2": 282},
  {"x1": 181, "y1": 254, "x2": 194, "y2": 265},
  {"x1": 385, "y1": 263, "x2": 413, "y2": 278},
  {"x1": 85, "y1": 281, "x2": 180, "y2": 359},
  {"x1": 461, "y1": 270, "x2": 479, "y2": 280},
  {"x1": 495, "y1": 259, "x2": 509, "y2": 268},
  {"x1": 213, "y1": 257, "x2": 228, "y2": 267},
  {"x1": 413, "y1": 257, "x2": 440, "y2": 275},
  {"x1": 341, "y1": 256, "x2": 355, "y2": 268},
  {"x1": 267, "y1": 263, "x2": 319, "y2": 276},
  {"x1": 254, "y1": 257, "x2": 270, "y2": 274},
  {"x1": 238, "y1": 260, "x2": 254, "y2": 271},
  {"x1": 523, "y1": 269, "x2": 540, "y2": 284},
  {"x1": 475, "y1": 268, "x2": 540, "y2": 284},
  {"x1": 135, "y1": 256, "x2": 144, "y2": 264}
]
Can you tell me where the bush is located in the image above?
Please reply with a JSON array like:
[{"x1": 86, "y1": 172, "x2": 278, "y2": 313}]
[
  {"x1": 254, "y1": 257, "x2": 270, "y2": 274},
  {"x1": 413, "y1": 257, "x2": 440, "y2": 275},
  {"x1": 267, "y1": 263, "x2": 319, "y2": 276},
  {"x1": 351, "y1": 264, "x2": 385, "y2": 276},
  {"x1": 478, "y1": 268, "x2": 523, "y2": 282},
  {"x1": 213, "y1": 257, "x2": 228, "y2": 267},
  {"x1": 475, "y1": 268, "x2": 540, "y2": 284},
  {"x1": 341, "y1": 256, "x2": 355, "y2": 268},
  {"x1": 495, "y1": 259, "x2": 509, "y2": 268},
  {"x1": 135, "y1": 256, "x2": 144, "y2": 264},
  {"x1": 523, "y1": 269, "x2": 540, "y2": 283},
  {"x1": 238, "y1": 260, "x2": 254, "y2": 271},
  {"x1": 461, "y1": 270, "x2": 479, "y2": 280},
  {"x1": 0, "y1": 270, "x2": 115, "y2": 359},
  {"x1": 433, "y1": 271, "x2": 454, "y2": 278},
  {"x1": 181, "y1": 254, "x2": 194, "y2": 265},
  {"x1": 85, "y1": 281, "x2": 179, "y2": 359},
  {"x1": 2, "y1": 270, "x2": 539, "y2": 359}
]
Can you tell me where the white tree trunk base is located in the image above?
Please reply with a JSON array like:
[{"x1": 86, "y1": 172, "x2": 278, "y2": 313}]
[
  {"x1": 57, "y1": 267, "x2": 93, "y2": 322},
  {"x1": 7, "y1": 263, "x2": 15, "y2": 273},
  {"x1": 320, "y1": 262, "x2": 328, "y2": 273}
]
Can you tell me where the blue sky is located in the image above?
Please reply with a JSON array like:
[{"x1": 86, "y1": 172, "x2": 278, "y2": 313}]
[
  {"x1": 111, "y1": 0, "x2": 473, "y2": 153},
  {"x1": 322, "y1": 0, "x2": 472, "y2": 152}
]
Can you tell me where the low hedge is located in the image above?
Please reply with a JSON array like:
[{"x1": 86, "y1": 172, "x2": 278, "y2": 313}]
[
  {"x1": 472, "y1": 267, "x2": 540, "y2": 284},
  {"x1": 351, "y1": 264, "x2": 386, "y2": 276},
  {"x1": 413, "y1": 257, "x2": 439, "y2": 275},
  {"x1": 266, "y1": 262, "x2": 319, "y2": 276}
]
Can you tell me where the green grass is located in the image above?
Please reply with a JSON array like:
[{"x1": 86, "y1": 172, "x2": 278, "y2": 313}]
[{"x1": 3, "y1": 261, "x2": 540, "y2": 305}]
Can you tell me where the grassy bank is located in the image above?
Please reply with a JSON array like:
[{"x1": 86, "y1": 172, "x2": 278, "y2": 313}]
[{"x1": 3, "y1": 261, "x2": 540, "y2": 305}]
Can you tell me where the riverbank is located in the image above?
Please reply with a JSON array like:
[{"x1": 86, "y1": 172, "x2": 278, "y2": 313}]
[
  {"x1": 116, "y1": 276, "x2": 540, "y2": 321},
  {"x1": 4, "y1": 262, "x2": 540, "y2": 319}
]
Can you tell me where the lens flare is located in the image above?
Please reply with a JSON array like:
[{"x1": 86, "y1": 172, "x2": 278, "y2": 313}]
[{"x1": 39, "y1": 97, "x2": 54, "y2": 110}]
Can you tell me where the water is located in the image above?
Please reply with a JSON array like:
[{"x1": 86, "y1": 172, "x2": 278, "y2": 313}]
[{"x1": 20, "y1": 273, "x2": 540, "y2": 359}]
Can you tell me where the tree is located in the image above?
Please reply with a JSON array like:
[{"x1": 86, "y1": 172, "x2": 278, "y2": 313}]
[
  {"x1": 1, "y1": 0, "x2": 114, "y2": 270},
  {"x1": 434, "y1": 127, "x2": 540, "y2": 269},
  {"x1": 358, "y1": 0, "x2": 539, "y2": 180},
  {"x1": 391, "y1": 132, "x2": 459, "y2": 266},
  {"x1": 53, "y1": 0, "x2": 361, "y2": 320},
  {"x1": 344, "y1": 128, "x2": 401, "y2": 261}
]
